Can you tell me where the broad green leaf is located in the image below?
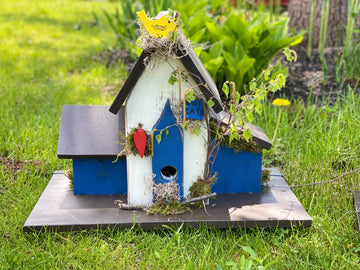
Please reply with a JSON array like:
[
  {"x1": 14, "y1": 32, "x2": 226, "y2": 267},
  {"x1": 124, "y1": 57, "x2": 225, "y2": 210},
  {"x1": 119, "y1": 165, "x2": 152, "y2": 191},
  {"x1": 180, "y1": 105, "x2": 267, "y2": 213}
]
[
  {"x1": 205, "y1": 20, "x2": 223, "y2": 38},
  {"x1": 204, "y1": 57, "x2": 224, "y2": 79}
]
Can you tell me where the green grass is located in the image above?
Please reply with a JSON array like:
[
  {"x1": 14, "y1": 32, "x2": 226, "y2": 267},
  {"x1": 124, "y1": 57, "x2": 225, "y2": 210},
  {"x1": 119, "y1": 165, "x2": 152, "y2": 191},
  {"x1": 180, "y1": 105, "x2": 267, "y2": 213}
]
[{"x1": 1, "y1": 0, "x2": 360, "y2": 269}]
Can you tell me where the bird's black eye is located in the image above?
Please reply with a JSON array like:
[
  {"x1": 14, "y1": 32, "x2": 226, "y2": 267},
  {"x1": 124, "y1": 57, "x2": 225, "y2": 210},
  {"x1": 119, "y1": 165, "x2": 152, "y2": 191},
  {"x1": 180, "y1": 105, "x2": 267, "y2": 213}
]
[{"x1": 168, "y1": 21, "x2": 170, "y2": 23}]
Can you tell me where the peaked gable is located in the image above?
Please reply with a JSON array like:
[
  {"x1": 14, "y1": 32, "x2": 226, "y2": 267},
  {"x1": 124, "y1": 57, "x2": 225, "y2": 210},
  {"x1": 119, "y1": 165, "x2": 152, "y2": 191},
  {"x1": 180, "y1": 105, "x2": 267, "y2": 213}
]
[{"x1": 109, "y1": 39, "x2": 223, "y2": 115}]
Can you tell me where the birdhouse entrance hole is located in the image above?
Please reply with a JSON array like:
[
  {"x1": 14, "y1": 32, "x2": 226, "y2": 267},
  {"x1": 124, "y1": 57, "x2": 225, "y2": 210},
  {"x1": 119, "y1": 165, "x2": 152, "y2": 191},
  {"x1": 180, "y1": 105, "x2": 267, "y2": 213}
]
[{"x1": 160, "y1": 166, "x2": 178, "y2": 183}]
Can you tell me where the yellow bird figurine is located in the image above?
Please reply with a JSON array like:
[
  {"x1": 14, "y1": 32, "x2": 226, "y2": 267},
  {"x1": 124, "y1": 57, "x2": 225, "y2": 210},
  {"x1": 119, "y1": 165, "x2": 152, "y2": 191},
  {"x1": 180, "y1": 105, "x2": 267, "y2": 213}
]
[{"x1": 136, "y1": 10, "x2": 178, "y2": 39}]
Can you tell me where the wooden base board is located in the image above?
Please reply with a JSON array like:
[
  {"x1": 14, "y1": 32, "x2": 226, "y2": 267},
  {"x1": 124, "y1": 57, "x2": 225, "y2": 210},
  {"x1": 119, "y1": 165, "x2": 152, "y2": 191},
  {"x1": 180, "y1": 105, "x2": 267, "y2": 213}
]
[{"x1": 23, "y1": 168, "x2": 312, "y2": 232}]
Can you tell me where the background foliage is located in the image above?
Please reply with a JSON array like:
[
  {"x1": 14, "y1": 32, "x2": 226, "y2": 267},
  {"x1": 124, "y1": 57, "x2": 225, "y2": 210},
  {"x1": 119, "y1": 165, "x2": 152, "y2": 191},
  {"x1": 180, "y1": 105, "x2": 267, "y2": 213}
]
[{"x1": 95, "y1": 0, "x2": 302, "y2": 94}]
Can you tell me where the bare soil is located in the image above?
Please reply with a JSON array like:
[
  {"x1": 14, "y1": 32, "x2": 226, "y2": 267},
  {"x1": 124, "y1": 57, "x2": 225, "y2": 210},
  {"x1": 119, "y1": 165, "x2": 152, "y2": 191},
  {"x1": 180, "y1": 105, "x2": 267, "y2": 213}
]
[{"x1": 274, "y1": 47, "x2": 360, "y2": 105}]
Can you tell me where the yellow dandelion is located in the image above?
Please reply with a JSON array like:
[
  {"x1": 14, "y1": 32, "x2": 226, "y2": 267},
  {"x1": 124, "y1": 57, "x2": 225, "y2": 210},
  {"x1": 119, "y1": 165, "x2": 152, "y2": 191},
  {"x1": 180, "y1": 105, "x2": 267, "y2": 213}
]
[
  {"x1": 271, "y1": 99, "x2": 290, "y2": 143},
  {"x1": 272, "y1": 98, "x2": 291, "y2": 107}
]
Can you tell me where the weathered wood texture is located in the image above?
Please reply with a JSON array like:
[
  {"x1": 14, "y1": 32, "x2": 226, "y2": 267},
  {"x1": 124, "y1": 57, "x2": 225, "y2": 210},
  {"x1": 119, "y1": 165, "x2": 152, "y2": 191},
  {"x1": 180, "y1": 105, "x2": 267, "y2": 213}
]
[
  {"x1": 177, "y1": 45, "x2": 223, "y2": 112},
  {"x1": 288, "y1": 0, "x2": 360, "y2": 48},
  {"x1": 57, "y1": 105, "x2": 125, "y2": 159},
  {"x1": 109, "y1": 33, "x2": 223, "y2": 115},
  {"x1": 109, "y1": 50, "x2": 151, "y2": 114}
]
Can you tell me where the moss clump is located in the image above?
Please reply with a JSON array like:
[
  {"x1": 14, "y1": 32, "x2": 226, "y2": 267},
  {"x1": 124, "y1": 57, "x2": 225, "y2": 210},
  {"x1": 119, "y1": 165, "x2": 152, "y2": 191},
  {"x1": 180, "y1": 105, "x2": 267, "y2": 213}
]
[
  {"x1": 189, "y1": 175, "x2": 217, "y2": 207},
  {"x1": 221, "y1": 134, "x2": 262, "y2": 154},
  {"x1": 147, "y1": 200, "x2": 189, "y2": 216},
  {"x1": 261, "y1": 169, "x2": 271, "y2": 184},
  {"x1": 122, "y1": 126, "x2": 153, "y2": 157},
  {"x1": 210, "y1": 121, "x2": 262, "y2": 154},
  {"x1": 63, "y1": 169, "x2": 73, "y2": 190}
]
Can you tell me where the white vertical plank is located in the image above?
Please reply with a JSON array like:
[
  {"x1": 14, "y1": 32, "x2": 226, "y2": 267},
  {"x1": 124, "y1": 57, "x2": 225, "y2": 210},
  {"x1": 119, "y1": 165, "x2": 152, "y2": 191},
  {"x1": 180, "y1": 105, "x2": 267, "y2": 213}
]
[
  {"x1": 126, "y1": 154, "x2": 153, "y2": 205},
  {"x1": 183, "y1": 126, "x2": 208, "y2": 198}
]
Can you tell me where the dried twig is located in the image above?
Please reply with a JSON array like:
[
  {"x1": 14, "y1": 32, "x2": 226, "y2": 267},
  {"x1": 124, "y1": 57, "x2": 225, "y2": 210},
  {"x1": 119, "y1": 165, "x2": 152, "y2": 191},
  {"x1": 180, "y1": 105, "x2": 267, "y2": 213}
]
[
  {"x1": 181, "y1": 192, "x2": 216, "y2": 205},
  {"x1": 114, "y1": 200, "x2": 150, "y2": 210},
  {"x1": 272, "y1": 167, "x2": 360, "y2": 188}
]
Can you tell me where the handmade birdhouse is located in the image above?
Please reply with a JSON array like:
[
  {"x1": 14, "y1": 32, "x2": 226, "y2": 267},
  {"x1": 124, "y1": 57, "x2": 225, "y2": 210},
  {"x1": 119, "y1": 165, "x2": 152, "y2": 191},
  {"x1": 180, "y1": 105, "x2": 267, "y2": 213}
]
[{"x1": 57, "y1": 10, "x2": 272, "y2": 206}]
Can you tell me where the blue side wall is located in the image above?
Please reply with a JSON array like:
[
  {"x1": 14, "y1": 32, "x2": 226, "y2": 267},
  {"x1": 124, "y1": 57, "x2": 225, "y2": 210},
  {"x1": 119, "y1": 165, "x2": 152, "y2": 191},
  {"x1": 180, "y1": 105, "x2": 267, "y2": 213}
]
[
  {"x1": 212, "y1": 146, "x2": 262, "y2": 194},
  {"x1": 72, "y1": 158, "x2": 127, "y2": 195}
]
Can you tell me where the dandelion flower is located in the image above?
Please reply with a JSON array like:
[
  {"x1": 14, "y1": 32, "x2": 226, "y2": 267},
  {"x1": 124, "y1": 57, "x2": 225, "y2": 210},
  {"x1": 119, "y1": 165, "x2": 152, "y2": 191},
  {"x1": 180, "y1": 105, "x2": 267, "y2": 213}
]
[
  {"x1": 271, "y1": 98, "x2": 290, "y2": 143},
  {"x1": 272, "y1": 98, "x2": 290, "y2": 107}
]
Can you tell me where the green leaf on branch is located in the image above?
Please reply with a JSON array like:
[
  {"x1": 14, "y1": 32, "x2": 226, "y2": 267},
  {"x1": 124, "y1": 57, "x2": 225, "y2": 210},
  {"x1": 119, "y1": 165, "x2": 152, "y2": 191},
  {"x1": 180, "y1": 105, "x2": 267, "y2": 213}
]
[
  {"x1": 185, "y1": 90, "x2": 196, "y2": 103},
  {"x1": 168, "y1": 71, "x2": 178, "y2": 85},
  {"x1": 242, "y1": 128, "x2": 252, "y2": 141},
  {"x1": 229, "y1": 133, "x2": 235, "y2": 145},
  {"x1": 222, "y1": 82, "x2": 229, "y2": 98},
  {"x1": 155, "y1": 134, "x2": 162, "y2": 144},
  {"x1": 192, "y1": 125, "x2": 201, "y2": 136},
  {"x1": 249, "y1": 79, "x2": 257, "y2": 91},
  {"x1": 283, "y1": 47, "x2": 297, "y2": 62},
  {"x1": 246, "y1": 111, "x2": 254, "y2": 123},
  {"x1": 207, "y1": 99, "x2": 215, "y2": 108}
]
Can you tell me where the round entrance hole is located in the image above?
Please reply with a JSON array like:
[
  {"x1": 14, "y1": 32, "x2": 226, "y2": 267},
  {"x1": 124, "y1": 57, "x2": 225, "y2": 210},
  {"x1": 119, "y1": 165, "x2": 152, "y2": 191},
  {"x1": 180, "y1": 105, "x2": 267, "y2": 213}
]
[{"x1": 160, "y1": 166, "x2": 178, "y2": 183}]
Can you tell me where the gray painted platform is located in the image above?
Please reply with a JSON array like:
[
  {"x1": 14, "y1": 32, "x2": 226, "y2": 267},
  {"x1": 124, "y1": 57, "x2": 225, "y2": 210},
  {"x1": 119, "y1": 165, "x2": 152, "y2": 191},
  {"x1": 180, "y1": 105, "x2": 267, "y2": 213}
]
[{"x1": 23, "y1": 168, "x2": 312, "y2": 232}]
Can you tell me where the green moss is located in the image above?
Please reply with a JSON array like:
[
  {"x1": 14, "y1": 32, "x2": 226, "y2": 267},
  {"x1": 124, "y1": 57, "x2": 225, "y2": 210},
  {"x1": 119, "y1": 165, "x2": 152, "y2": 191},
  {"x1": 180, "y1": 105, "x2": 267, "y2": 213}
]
[
  {"x1": 63, "y1": 169, "x2": 73, "y2": 190},
  {"x1": 189, "y1": 175, "x2": 217, "y2": 207},
  {"x1": 222, "y1": 134, "x2": 262, "y2": 154},
  {"x1": 261, "y1": 169, "x2": 271, "y2": 184},
  {"x1": 122, "y1": 125, "x2": 153, "y2": 157},
  {"x1": 146, "y1": 200, "x2": 190, "y2": 216},
  {"x1": 210, "y1": 121, "x2": 262, "y2": 154}
]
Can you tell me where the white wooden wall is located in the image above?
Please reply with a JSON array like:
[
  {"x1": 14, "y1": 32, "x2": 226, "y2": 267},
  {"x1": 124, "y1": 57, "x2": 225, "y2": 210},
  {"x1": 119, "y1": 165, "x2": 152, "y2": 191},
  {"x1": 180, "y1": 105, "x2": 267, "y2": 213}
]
[{"x1": 125, "y1": 56, "x2": 208, "y2": 205}]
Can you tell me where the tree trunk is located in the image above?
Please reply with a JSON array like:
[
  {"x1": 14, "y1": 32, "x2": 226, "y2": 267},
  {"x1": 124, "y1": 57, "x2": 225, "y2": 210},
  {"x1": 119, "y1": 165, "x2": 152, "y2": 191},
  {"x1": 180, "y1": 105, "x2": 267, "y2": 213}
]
[{"x1": 288, "y1": 0, "x2": 359, "y2": 48}]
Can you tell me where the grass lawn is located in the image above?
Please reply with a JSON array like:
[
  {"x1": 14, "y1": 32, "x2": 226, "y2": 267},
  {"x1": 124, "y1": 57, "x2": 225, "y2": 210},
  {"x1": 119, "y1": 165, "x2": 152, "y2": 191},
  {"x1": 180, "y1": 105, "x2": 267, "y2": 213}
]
[{"x1": 1, "y1": 0, "x2": 360, "y2": 269}]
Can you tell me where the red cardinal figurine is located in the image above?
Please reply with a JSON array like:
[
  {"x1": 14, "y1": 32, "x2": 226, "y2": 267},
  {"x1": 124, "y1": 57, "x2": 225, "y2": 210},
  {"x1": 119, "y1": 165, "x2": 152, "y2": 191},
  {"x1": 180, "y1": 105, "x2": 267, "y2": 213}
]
[{"x1": 133, "y1": 128, "x2": 147, "y2": 158}]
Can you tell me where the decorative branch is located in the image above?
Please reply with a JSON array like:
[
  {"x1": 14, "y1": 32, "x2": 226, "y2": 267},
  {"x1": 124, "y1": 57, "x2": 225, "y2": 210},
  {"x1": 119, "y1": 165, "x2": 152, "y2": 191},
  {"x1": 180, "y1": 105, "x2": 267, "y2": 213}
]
[
  {"x1": 181, "y1": 192, "x2": 216, "y2": 205},
  {"x1": 271, "y1": 167, "x2": 360, "y2": 188}
]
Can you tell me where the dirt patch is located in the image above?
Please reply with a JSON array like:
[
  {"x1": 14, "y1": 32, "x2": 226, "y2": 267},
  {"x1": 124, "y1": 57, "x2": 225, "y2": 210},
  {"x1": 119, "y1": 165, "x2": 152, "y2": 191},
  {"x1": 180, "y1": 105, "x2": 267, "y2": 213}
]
[
  {"x1": 92, "y1": 48, "x2": 134, "y2": 71},
  {"x1": 0, "y1": 157, "x2": 44, "y2": 173},
  {"x1": 274, "y1": 47, "x2": 360, "y2": 105}
]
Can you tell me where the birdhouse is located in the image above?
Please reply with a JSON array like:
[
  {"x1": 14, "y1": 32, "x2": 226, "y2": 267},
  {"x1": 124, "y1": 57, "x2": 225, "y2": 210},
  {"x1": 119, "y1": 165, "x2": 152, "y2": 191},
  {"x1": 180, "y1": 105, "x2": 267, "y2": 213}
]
[
  {"x1": 57, "y1": 10, "x2": 272, "y2": 206},
  {"x1": 24, "y1": 11, "x2": 312, "y2": 232}
]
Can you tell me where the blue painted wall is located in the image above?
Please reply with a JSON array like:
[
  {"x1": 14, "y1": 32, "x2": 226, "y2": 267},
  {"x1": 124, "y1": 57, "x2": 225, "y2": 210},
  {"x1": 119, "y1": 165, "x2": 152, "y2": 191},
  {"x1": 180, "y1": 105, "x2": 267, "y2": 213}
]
[
  {"x1": 212, "y1": 146, "x2": 262, "y2": 194},
  {"x1": 72, "y1": 158, "x2": 127, "y2": 195},
  {"x1": 152, "y1": 100, "x2": 184, "y2": 198}
]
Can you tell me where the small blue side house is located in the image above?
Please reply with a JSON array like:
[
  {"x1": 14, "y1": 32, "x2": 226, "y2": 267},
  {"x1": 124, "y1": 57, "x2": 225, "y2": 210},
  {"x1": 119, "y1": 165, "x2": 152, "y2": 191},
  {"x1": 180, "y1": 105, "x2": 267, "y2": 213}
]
[{"x1": 57, "y1": 31, "x2": 272, "y2": 205}]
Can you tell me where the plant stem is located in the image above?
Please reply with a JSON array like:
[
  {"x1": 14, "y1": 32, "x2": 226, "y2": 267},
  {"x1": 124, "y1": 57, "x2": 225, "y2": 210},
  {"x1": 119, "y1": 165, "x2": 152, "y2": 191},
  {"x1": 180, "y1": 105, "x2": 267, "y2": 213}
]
[
  {"x1": 307, "y1": 0, "x2": 316, "y2": 57},
  {"x1": 272, "y1": 108, "x2": 282, "y2": 143}
]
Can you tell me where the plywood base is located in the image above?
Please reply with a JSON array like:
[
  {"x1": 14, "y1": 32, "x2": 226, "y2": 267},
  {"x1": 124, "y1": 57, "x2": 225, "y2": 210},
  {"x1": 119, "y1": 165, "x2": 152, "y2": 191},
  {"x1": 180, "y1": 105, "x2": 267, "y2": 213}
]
[{"x1": 23, "y1": 168, "x2": 312, "y2": 232}]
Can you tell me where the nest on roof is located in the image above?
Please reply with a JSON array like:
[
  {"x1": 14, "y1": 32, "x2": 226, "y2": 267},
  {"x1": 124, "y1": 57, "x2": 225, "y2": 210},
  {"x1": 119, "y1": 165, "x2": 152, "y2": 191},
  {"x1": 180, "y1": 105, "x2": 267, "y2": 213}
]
[{"x1": 136, "y1": 20, "x2": 191, "y2": 59}]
